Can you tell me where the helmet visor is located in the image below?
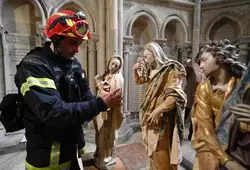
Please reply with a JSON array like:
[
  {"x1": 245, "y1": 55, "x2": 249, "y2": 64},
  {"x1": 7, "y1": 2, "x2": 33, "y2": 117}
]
[{"x1": 73, "y1": 21, "x2": 89, "y2": 38}]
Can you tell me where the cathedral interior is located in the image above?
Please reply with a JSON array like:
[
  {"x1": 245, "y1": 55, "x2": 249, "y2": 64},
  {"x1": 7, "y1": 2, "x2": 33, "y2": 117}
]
[{"x1": 0, "y1": 0, "x2": 250, "y2": 169}]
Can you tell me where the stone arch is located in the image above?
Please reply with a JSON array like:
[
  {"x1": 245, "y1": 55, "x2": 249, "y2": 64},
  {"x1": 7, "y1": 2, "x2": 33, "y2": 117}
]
[
  {"x1": 203, "y1": 11, "x2": 244, "y2": 41},
  {"x1": 160, "y1": 15, "x2": 188, "y2": 42},
  {"x1": 0, "y1": 0, "x2": 46, "y2": 29},
  {"x1": 0, "y1": 0, "x2": 47, "y2": 34},
  {"x1": 125, "y1": 7, "x2": 159, "y2": 38},
  {"x1": 50, "y1": 1, "x2": 97, "y2": 33}
]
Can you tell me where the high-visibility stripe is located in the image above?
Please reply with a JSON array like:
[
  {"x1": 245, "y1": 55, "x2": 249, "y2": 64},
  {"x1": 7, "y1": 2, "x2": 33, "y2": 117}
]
[
  {"x1": 25, "y1": 142, "x2": 70, "y2": 170},
  {"x1": 78, "y1": 145, "x2": 86, "y2": 156},
  {"x1": 20, "y1": 77, "x2": 57, "y2": 96},
  {"x1": 25, "y1": 160, "x2": 70, "y2": 170},
  {"x1": 50, "y1": 142, "x2": 60, "y2": 166}
]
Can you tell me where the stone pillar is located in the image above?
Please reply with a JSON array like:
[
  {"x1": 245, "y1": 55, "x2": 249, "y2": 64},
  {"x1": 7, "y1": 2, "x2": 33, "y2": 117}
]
[
  {"x1": 123, "y1": 36, "x2": 133, "y2": 116},
  {"x1": 106, "y1": 0, "x2": 119, "y2": 60},
  {"x1": 177, "y1": 42, "x2": 192, "y2": 64},
  {"x1": 191, "y1": 0, "x2": 201, "y2": 66},
  {"x1": 118, "y1": 0, "x2": 123, "y2": 56},
  {"x1": 238, "y1": 43, "x2": 248, "y2": 64},
  {"x1": 97, "y1": 0, "x2": 106, "y2": 74},
  {"x1": 0, "y1": 28, "x2": 6, "y2": 139},
  {"x1": 1, "y1": 32, "x2": 10, "y2": 94},
  {"x1": 87, "y1": 38, "x2": 98, "y2": 95}
]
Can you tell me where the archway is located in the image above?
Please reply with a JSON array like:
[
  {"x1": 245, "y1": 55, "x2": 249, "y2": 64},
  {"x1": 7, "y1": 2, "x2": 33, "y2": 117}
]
[
  {"x1": 163, "y1": 19, "x2": 187, "y2": 62},
  {"x1": 132, "y1": 16, "x2": 155, "y2": 46},
  {"x1": 203, "y1": 11, "x2": 244, "y2": 41},
  {"x1": 1, "y1": 0, "x2": 41, "y2": 34},
  {"x1": 127, "y1": 14, "x2": 158, "y2": 113},
  {"x1": 209, "y1": 17, "x2": 238, "y2": 41},
  {"x1": 164, "y1": 19, "x2": 186, "y2": 47},
  {"x1": 0, "y1": 0, "x2": 43, "y2": 97}
]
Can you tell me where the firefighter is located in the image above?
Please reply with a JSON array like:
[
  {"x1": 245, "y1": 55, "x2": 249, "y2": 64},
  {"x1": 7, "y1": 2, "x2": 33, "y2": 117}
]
[{"x1": 14, "y1": 10, "x2": 122, "y2": 170}]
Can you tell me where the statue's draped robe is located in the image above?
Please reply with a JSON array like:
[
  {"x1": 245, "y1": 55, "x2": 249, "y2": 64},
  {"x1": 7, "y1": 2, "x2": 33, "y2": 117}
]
[
  {"x1": 134, "y1": 61, "x2": 186, "y2": 170},
  {"x1": 217, "y1": 63, "x2": 250, "y2": 169},
  {"x1": 94, "y1": 72, "x2": 124, "y2": 167},
  {"x1": 191, "y1": 77, "x2": 239, "y2": 170}
]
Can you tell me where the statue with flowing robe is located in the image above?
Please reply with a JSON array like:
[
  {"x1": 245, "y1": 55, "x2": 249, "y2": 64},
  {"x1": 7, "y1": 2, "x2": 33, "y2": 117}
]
[
  {"x1": 93, "y1": 55, "x2": 124, "y2": 169},
  {"x1": 133, "y1": 42, "x2": 187, "y2": 170},
  {"x1": 217, "y1": 61, "x2": 250, "y2": 170},
  {"x1": 191, "y1": 40, "x2": 246, "y2": 170}
]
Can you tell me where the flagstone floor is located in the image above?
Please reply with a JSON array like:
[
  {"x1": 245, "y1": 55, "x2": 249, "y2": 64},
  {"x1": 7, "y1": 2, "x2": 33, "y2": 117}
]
[{"x1": 0, "y1": 130, "x2": 194, "y2": 170}]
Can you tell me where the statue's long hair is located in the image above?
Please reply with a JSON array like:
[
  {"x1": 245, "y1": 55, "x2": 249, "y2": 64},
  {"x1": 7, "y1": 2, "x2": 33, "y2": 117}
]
[{"x1": 195, "y1": 39, "x2": 246, "y2": 78}]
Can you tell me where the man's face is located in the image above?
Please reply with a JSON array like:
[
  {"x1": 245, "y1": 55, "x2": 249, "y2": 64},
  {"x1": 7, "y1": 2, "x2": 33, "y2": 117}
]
[
  {"x1": 58, "y1": 37, "x2": 83, "y2": 59},
  {"x1": 199, "y1": 52, "x2": 219, "y2": 77}
]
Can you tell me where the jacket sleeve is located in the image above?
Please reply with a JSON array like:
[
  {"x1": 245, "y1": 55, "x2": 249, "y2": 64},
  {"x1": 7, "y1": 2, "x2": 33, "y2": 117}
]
[{"x1": 15, "y1": 57, "x2": 107, "y2": 127}]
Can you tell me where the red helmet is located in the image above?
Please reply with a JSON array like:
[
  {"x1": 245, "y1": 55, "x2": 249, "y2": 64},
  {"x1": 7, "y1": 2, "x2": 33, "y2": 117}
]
[{"x1": 43, "y1": 10, "x2": 91, "y2": 40}]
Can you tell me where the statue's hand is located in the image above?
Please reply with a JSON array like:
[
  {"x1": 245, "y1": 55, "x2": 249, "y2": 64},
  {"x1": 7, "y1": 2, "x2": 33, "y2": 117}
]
[
  {"x1": 147, "y1": 110, "x2": 161, "y2": 126},
  {"x1": 94, "y1": 74, "x2": 103, "y2": 82},
  {"x1": 224, "y1": 160, "x2": 247, "y2": 170},
  {"x1": 133, "y1": 62, "x2": 140, "y2": 71}
]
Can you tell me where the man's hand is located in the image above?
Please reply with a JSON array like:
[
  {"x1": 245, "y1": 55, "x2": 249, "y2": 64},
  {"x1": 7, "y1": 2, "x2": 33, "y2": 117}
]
[
  {"x1": 224, "y1": 160, "x2": 247, "y2": 170},
  {"x1": 99, "y1": 88, "x2": 122, "y2": 108}
]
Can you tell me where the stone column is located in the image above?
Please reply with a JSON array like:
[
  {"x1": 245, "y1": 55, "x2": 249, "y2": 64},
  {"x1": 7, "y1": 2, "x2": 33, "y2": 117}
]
[
  {"x1": 191, "y1": 0, "x2": 201, "y2": 66},
  {"x1": 97, "y1": 0, "x2": 106, "y2": 74},
  {"x1": 87, "y1": 38, "x2": 98, "y2": 95},
  {"x1": 118, "y1": 0, "x2": 123, "y2": 56},
  {"x1": 0, "y1": 28, "x2": 6, "y2": 138},
  {"x1": 123, "y1": 36, "x2": 133, "y2": 116},
  {"x1": 1, "y1": 32, "x2": 10, "y2": 94},
  {"x1": 85, "y1": 38, "x2": 98, "y2": 139},
  {"x1": 239, "y1": 43, "x2": 249, "y2": 64},
  {"x1": 176, "y1": 42, "x2": 192, "y2": 63},
  {"x1": 106, "y1": 0, "x2": 119, "y2": 60}
]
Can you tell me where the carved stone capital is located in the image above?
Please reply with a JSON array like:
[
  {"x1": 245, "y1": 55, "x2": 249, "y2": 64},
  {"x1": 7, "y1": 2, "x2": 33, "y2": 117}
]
[
  {"x1": 129, "y1": 44, "x2": 144, "y2": 53},
  {"x1": 80, "y1": 41, "x2": 88, "y2": 50},
  {"x1": 88, "y1": 39, "x2": 97, "y2": 51},
  {"x1": 152, "y1": 38, "x2": 168, "y2": 46},
  {"x1": 87, "y1": 33, "x2": 98, "y2": 51},
  {"x1": 176, "y1": 41, "x2": 192, "y2": 52},
  {"x1": 123, "y1": 36, "x2": 133, "y2": 53}
]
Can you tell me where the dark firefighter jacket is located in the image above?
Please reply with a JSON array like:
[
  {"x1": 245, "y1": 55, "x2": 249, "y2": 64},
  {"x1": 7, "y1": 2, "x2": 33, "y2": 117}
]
[{"x1": 14, "y1": 42, "x2": 107, "y2": 170}]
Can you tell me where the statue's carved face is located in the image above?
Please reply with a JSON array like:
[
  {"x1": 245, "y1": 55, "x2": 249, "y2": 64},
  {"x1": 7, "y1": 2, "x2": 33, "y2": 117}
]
[
  {"x1": 143, "y1": 50, "x2": 156, "y2": 67},
  {"x1": 108, "y1": 58, "x2": 121, "y2": 74},
  {"x1": 199, "y1": 52, "x2": 219, "y2": 77}
]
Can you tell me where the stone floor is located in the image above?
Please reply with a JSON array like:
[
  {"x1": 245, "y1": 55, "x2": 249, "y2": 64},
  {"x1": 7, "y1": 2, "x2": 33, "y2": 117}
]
[{"x1": 0, "y1": 127, "x2": 195, "y2": 170}]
